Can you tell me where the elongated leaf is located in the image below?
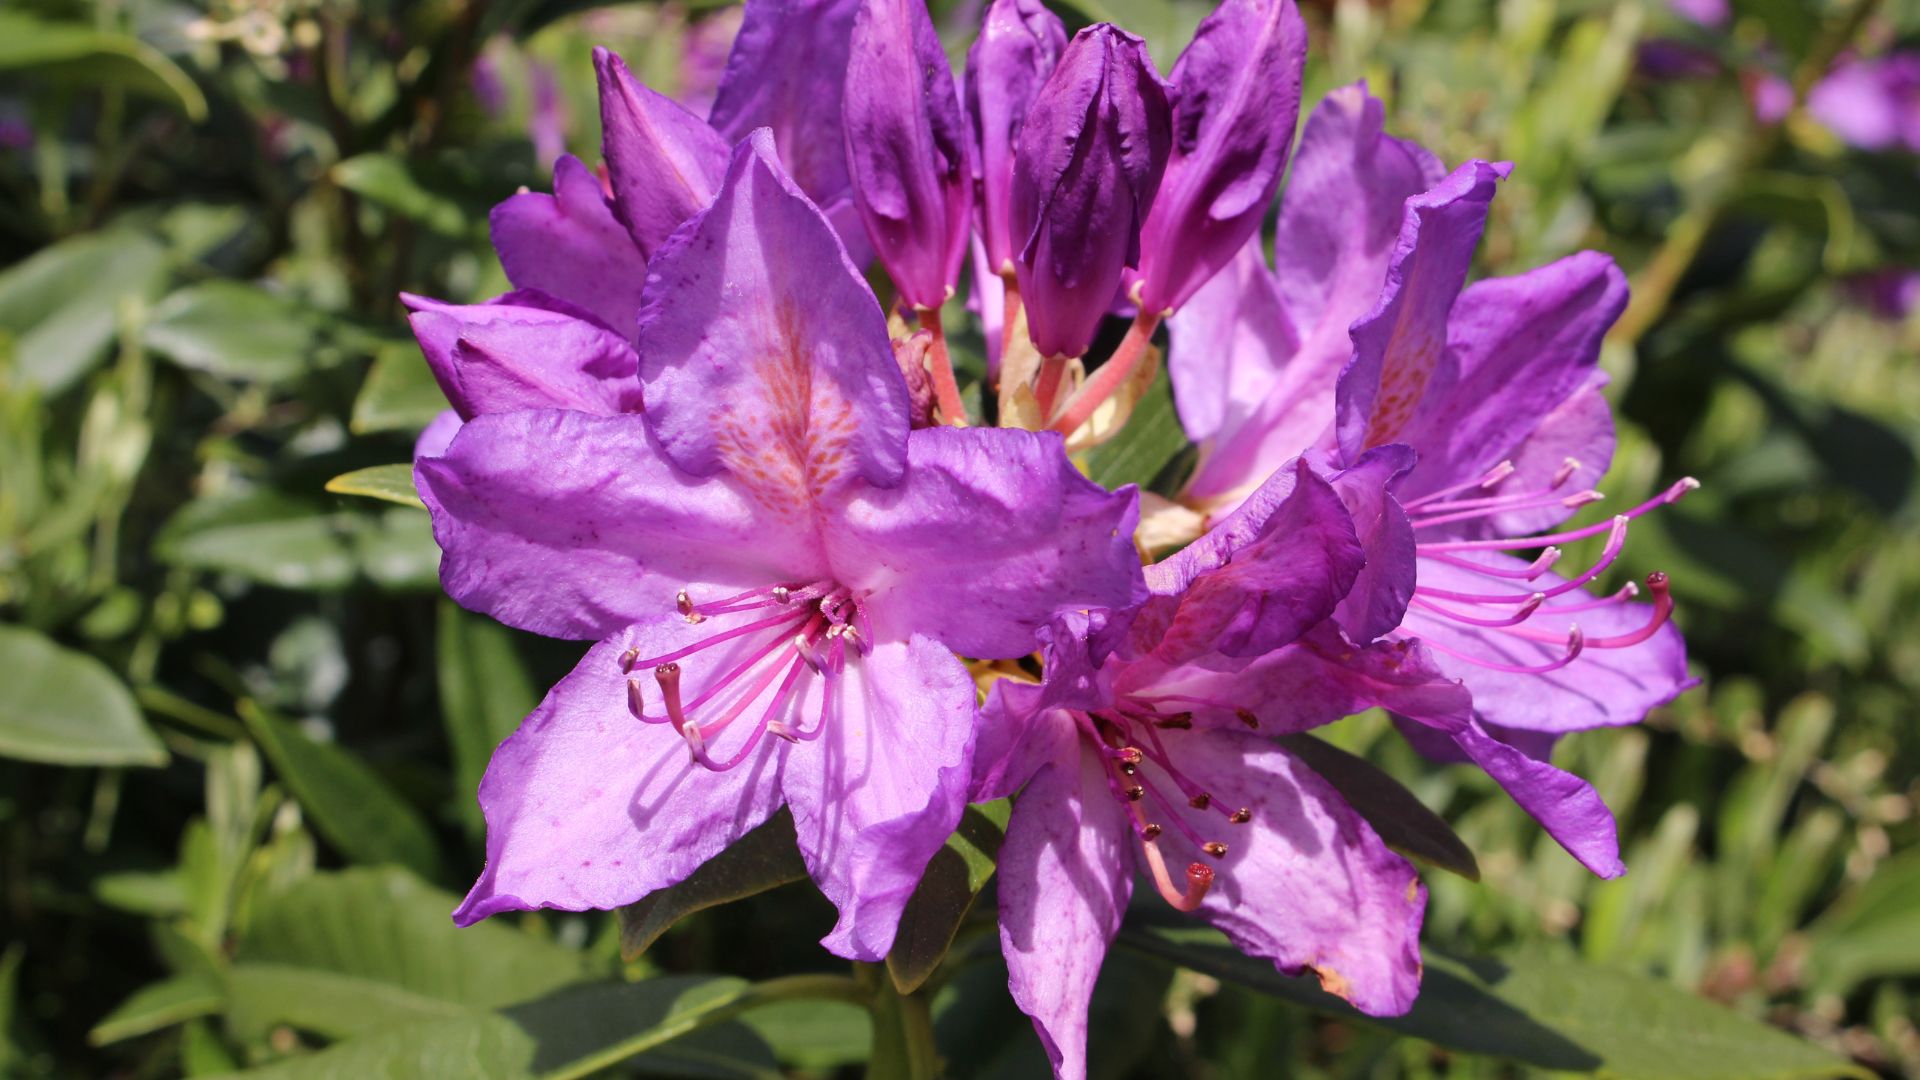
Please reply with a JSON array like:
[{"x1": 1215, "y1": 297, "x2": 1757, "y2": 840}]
[
  {"x1": 1275, "y1": 734, "x2": 1479, "y2": 881},
  {"x1": 0, "y1": 13, "x2": 207, "y2": 119},
  {"x1": 1804, "y1": 847, "x2": 1920, "y2": 994},
  {"x1": 88, "y1": 976, "x2": 223, "y2": 1046},
  {"x1": 886, "y1": 801, "x2": 1010, "y2": 994},
  {"x1": 325, "y1": 465, "x2": 424, "y2": 510},
  {"x1": 237, "y1": 703, "x2": 443, "y2": 879},
  {"x1": 332, "y1": 154, "x2": 482, "y2": 238},
  {"x1": 0, "y1": 227, "x2": 169, "y2": 393},
  {"x1": 145, "y1": 283, "x2": 328, "y2": 382},
  {"x1": 351, "y1": 341, "x2": 449, "y2": 433},
  {"x1": 157, "y1": 491, "x2": 438, "y2": 590},
  {"x1": 1083, "y1": 374, "x2": 1188, "y2": 493},
  {"x1": 226, "y1": 965, "x2": 470, "y2": 1042},
  {"x1": 619, "y1": 810, "x2": 810, "y2": 960},
  {"x1": 1121, "y1": 927, "x2": 1868, "y2": 1079},
  {"x1": 0, "y1": 626, "x2": 166, "y2": 767},
  {"x1": 437, "y1": 601, "x2": 538, "y2": 839}
]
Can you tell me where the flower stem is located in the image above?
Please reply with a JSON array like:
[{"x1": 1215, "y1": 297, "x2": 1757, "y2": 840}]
[
  {"x1": 1049, "y1": 310, "x2": 1163, "y2": 436},
  {"x1": 862, "y1": 964, "x2": 939, "y2": 1080},
  {"x1": 998, "y1": 272, "x2": 1024, "y2": 383},
  {"x1": 920, "y1": 307, "x2": 969, "y2": 426},
  {"x1": 536, "y1": 974, "x2": 865, "y2": 1080}
]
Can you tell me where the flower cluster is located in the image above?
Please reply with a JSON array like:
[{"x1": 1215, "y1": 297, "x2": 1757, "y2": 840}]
[{"x1": 404, "y1": 1, "x2": 1698, "y2": 1076}]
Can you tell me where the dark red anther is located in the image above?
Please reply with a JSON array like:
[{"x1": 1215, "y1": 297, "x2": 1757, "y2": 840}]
[
  {"x1": 1229, "y1": 808, "x2": 1251, "y2": 824},
  {"x1": 1141, "y1": 823, "x2": 1163, "y2": 840},
  {"x1": 1188, "y1": 792, "x2": 1211, "y2": 810},
  {"x1": 1125, "y1": 785, "x2": 1145, "y2": 801},
  {"x1": 1202, "y1": 841, "x2": 1228, "y2": 858},
  {"x1": 1236, "y1": 709, "x2": 1258, "y2": 729}
]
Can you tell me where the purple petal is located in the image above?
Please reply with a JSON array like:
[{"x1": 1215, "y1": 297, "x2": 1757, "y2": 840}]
[
  {"x1": 1327, "y1": 445, "x2": 1418, "y2": 644},
  {"x1": 453, "y1": 626, "x2": 788, "y2": 925},
  {"x1": 1432, "y1": 717, "x2": 1626, "y2": 878},
  {"x1": 409, "y1": 312, "x2": 643, "y2": 420},
  {"x1": 829, "y1": 427, "x2": 1145, "y2": 659},
  {"x1": 488, "y1": 155, "x2": 649, "y2": 335},
  {"x1": 1390, "y1": 252, "x2": 1627, "y2": 526},
  {"x1": 1808, "y1": 54, "x2": 1920, "y2": 153},
  {"x1": 414, "y1": 409, "x2": 462, "y2": 460},
  {"x1": 707, "y1": 0, "x2": 867, "y2": 256},
  {"x1": 636, "y1": 130, "x2": 910, "y2": 505},
  {"x1": 404, "y1": 291, "x2": 602, "y2": 418},
  {"x1": 416, "y1": 410, "x2": 827, "y2": 641},
  {"x1": 1154, "y1": 730, "x2": 1426, "y2": 1015},
  {"x1": 1136, "y1": 0, "x2": 1308, "y2": 313},
  {"x1": 1335, "y1": 159, "x2": 1507, "y2": 464},
  {"x1": 1183, "y1": 84, "x2": 1442, "y2": 505},
  {"x1": 1166, "y1": 234, "x2": 1296, "y2": 450},
  {"x1": 998, "y1": 741, "x2": 1135, "y2": 1080},
  {"x1": 1144, "y1": 459, "x2": 1364, "y2": 662},
  {"x1": 967, "y1": 0, "x2": 1068, "y2": 275},
  {"x1": 593, "y1": 47, "x2": 730, "y2": 260},
  {"x1": 1402, "y1": 552, "x2": 1697, "y2": 734},
  {"x1": 781, "y1": 635, "x2": 977, "y2": 960},
  {"x1": 843, "y1": 0, "x2": 972, "y2": 308},
  {"x1": 1011, "y1": 24, "x2": 1172, "y2": 358}
]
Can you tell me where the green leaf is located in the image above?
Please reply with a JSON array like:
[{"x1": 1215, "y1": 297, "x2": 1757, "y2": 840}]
[
  {"x1": 236, "y1": 868, "x2": 591, "y2": 1015},
  {"x1": 212, "y1": 977, "x2": 787, "y2": 1080},
  {"x1": 737, "y1": 999, "x2": 871, "y2": 1070},
  {"x1": 156, "y1": 491, "x2": 438, "y2": 590},
  {"x1": 618, "y1": 810, "x2": 810, "y2": 960},
  {"x1": 0, "y1": 226, "x2": 170, "y2": 393},
  {"x1": 0, "y1": 13, "x2": 208, "y2": 120},
  {"x1": 1122, "y1": 927, "x2": 1869, "y2": 1079},
  {"x1": 437, "y1": 602, "x2": 539, "y2": 839},
  {"x1": 886, "y1": 801, "x2": 1010, "y2": 994},
  {"x1": 1804, "y1": 847, "x2": 1920, "y2": 994},
  {"x1": 226, "y1": 966, "x2": 471, "y2": 1042},
  {"x1": 324, "y1": 465, "x2": 424, "y2": 510},
  {"x1": 332, "y1": 154, "x2": 482, "y2": 238},
  {"x1": 237, "y1": 703, "x2": 444, "y2": 880},
  {"x1": 1082, "y1": 374, "x2": 1187, "y2": 493},
  {"x1": 1274, "y1": 734, "x2": 1479, "y2": 881},
  {"x1": 145, "y1": 283, "x2": 328, "y2": 382},
  {"x1": 351, "y1": 340, "x2": 450, "y2": 433},
  {"x1": 0, "y1": 625, "x2": 166, "y2": 767},
  {"x1": 88, "y1": 975, "x2": 223, "y2": 1046}
]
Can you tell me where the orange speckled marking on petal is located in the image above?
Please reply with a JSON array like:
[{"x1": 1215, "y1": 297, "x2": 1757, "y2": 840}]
[
  {"x1": 1364, "y1": 327, "x2": 1441, "y2": 449},
  {"x1": 710, "y1": 301, "x2": 861, "y2": 520}
]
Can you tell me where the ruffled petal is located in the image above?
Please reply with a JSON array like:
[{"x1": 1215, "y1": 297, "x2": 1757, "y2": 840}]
[
  {"x1": 453, "y1": 625, "x2": 788, "y2": 925},
  {"x1": 488, "y1": 155, "x2": 649, "y2": 335},
  {"x1": 636, "y1": 130, "x2": 910, "y2": 514},
  {"x1": 997, "y1": 742, "x2": 1135, "y2": 1080},
  {"x1": 416, "y1": 409, "x2": 826, "y2": 640},
  {"x1": 1166, "y1": 235, "x2": 1296, "y2": 450},
  {"x1": 829, "y1": 427, "x2": 1145, "y2": 659},
  {"x1": 593, "y1": 47, "x2": 730, "y2": 258},
  {"x1": 780, "y1": 635, "x2": 977, "y2": 960},
  {"x1": 1327, "y1": 445, "x2": 1418, "y2": 644}
]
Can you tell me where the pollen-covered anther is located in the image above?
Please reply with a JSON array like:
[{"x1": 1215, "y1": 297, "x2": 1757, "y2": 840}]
[
  {"x1": 626, "y1": 678, "x2": 646, "y2": 719},
  {"x1": 676, "y1": 589, "x2": 705, "y2": 623},
  {"x1": 1235, "y1": 708, "x2": 1259, "y2": 729},
  {"x1": 767, "y1": 721, "x2": 799, "y2": 743},
  {"x1": 1229, "y1": 808, "x2": 1251, "y2": 824},
  {"x1": 1125, "y1": 785, "x2": 1145, "y2": 801},
  {"x1": 772, "y1": 586, "x2": 791, "y2": 604},
  {"x1": 1141, "y1": 823, "x2": 1163, "y2": 840},
  {"x1": 1117, "y1": 746, "x2": 1144, "y2": 766},
  {"x1": 1202, "y1": 841, "x2": 1228, "y2": 858},
  {"x1": 1188, "y1": 792, "x2": 1211, "y2": 810},
  {"x1": 619, "y1": 648, "x2": 640, "y2": 673}
]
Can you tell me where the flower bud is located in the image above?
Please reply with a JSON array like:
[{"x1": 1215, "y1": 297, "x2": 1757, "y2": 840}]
[
  {"x1": 593, "y1": 47, "x2": 730, "y2": 258},
  {"x1": 1135, "y1": 0, "x2": 1307, "y2": 315},
  {"x1": 844, "y1": 0, "x2": 973, "y2": 309},
  {"x1": 1010, "y1": 24, "x2": 1171, "y2": 359},
  {"x1": 966, "y1": 0, "x2": 1066, "y2": 276}
]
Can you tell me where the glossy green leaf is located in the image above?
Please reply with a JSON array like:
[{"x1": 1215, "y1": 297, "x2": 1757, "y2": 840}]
[
  {"x1": 1275, "y1": 734, "x2": 1479, "y2": 881},
  {"x1": 437, "y1": 601, "x2": 539, "y2": 838},
  {"x1": 145, "y1": 283, "x2": 328, "y2": 382},
  {"x1": 332, "y1": 154, "x2": 481, "y2": 238},
  {"x1": 351, "y1": 340, "x2": 449, "y2": 433},
  {"x1": 618, "y1": 810, "x2": 810, "y2": 960},
  {"x1": 1122, "y1": 927, "x2": 1868, "y2": 1079},
  {"x1": 0, "y1": 13, "x2": 208, "y2": 120},
  {"x1": 237, "y1": 704, "x2": 443, "y2": 879},
  {"x1": 156, "y1": 491, "x2": 438, "y2": 590},
  {"x1": 886, "y1": 801, "x2": 1010, "y2": 994},
  {"x1": 324, "y1": 465, "x2": 424, "y2": 510},
  {"x1": 0, "y1": 226, "x2": 169, "y2": 393},
  {"x1": 1082, "y1": 374, "x2": 1186, "y2": 493},
  {"x1": 0, "y1": 625, "x2": 166, "y2": 767},
  {"x1": 88, "y1": 975, "x2": 223, "y2": 1046}
]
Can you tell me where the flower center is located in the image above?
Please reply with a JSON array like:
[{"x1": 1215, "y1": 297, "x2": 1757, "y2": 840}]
[
  {"x1": 1070, "y1": 699, "x2": 1254, "y2": 914},
  {"x1": 615, "y1": 580, "x2": 870, "y2": 771},
  {"x1": 1401, "y1": 458, "x2": 1696, "y2": 674}
]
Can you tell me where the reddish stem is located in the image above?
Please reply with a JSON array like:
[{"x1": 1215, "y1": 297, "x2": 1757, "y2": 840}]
[
  {"x1": 921, "y1": 307, "x2": 968, "y2": 426},
  {"x1": 1049, "y1": 311, "x2": 1162, "y2": 436}
]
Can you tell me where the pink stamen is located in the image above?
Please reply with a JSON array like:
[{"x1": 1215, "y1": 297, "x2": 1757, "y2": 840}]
[
  {"x1": 1410, "y1": 592, "x2": 1546, "y2": 627},
  {"x1": 1541, "y1": 580, "x2": 1639, "y2": 613},
  {"x1": 1411, "y1": 489, "x2": 1603, "y2": 530},
  {"x1": 627, "y1": 610, "x2": 809, "y2": 669},
  {"x1": 1423, "y1": 546, "x2": 1563, "y2": 580},
  {"x1": 1416, "y1": 516, "x2": 1629, "y2": 604},
  {"x1": 1402, "y1": 460, "x2": 1517, "y2": 510},
  {"x1": 1422, "y1": 625, "x2": 1587, "y2": 674},
  {"x1": 1583, "y1": 573, "x2": 1674, "y2": 648},
  {"x1": 1418, "y1": 478, "x2": 1698, "y2": 553}
]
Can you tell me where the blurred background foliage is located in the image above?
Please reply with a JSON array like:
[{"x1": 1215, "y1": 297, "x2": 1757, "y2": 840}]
[{"x1": 0, "y1": 0, "x2": 1916, "y2": 1076}]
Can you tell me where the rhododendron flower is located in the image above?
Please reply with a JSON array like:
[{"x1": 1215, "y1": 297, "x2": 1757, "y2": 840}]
[
  {"x1": 968, "y1": 0, "x2": 1067, "y2": 280},
  {"x1": 419, "y1": 132, "x2": 1144, "y2": 958},
  {"x1": 973, "y1": 461, "x2": 1439, "y2": 1080}
]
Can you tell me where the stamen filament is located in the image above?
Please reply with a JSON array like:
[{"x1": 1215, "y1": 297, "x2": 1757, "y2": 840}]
[
  {"x1": 626, "y1": 610, "x2": 808, "y2": 669},
  {"x1": 1421, "y1": 626, "x2": 1586, "y2": 674},
  {"x1": 1416, "y1": 516, "x2": 1628, "y2": 604},
  {"x1": 1418, "y1": 479, "x2": 1698, "y2": 553},
  {"x1": 1422, "y1": 547, "x2": 1563, "y2": 580},
  {"x1": 1401, "y1": 460, "x2": 1516, "y2": 510},
  {"x1": 1410, "y1": 592, "x2": 1546, "y2": 628}
]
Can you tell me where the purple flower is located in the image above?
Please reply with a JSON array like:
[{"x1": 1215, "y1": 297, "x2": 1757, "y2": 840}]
[
  {"x1": 420, "y1": 132, "x2": 1145, "y2": 957},
  {"x1": 593, "y1": 47, "x2": 730, "y2": 265},
  {"x1": 1134, "y1": 0, "x2": 1308, "y2": 315},
  {"x1": 967, "y1": 0, "x2": 1067, "y2": 277},
  {"x1": 1167, "y1": 85, "x2": 1698, "y2": 875},
  {"x1": 487, "y1": 150, "x2": 652, "y2": 337},
  {"x1": 404, "y1": 291, "x2": 643, "y2": 423},
  {"x1": 528, "y1": 58, "x2": 569, "y2": 171},
  {"x1": 707, "y1": 0, "x2": 873, "y2": 263},
  {"x1": 1845, "y1": 267, "x2": 1920, "y2": 319},
  {"x1": 973, "y1": 462, "x2": 1437, "y2": 1078},
  {"x1": 1010, "y1": 24, "x2": 1171, "y2": 359},
  {"x1": 1807, "y1": 52, "x2": 1920, "y2": 153},
  {"x1": 843, "y1": 0, "x2": 973, "y2": 310}
]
